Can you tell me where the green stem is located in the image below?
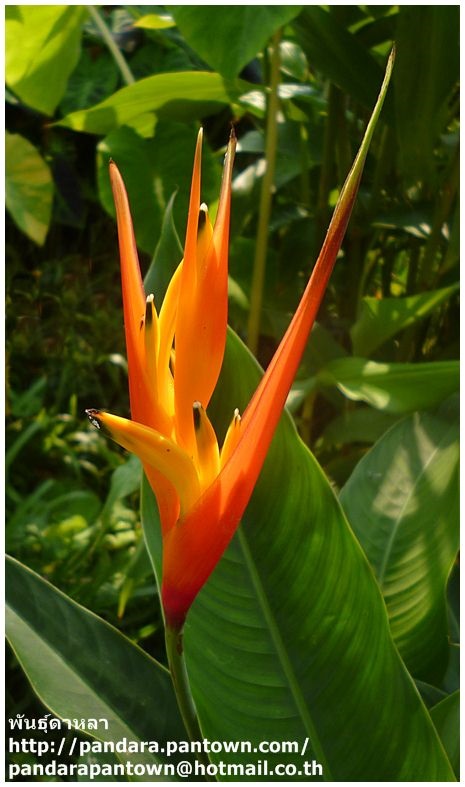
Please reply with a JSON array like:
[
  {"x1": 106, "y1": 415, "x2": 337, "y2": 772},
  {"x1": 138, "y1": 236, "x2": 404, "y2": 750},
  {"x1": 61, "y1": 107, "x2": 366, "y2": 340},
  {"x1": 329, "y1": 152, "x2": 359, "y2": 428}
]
[
  {"x1": 315, "y1": 83, "x2": 337, "y2": 250},
  {"x1": 247, "y1": 29, "x2": 282, "y2": 356},
  {"x1": 88, "y1": 6, "x2": 135, "y2": 86},
  {"x1": 165, "y1": 626, "x2": 210, "y2": 768}
]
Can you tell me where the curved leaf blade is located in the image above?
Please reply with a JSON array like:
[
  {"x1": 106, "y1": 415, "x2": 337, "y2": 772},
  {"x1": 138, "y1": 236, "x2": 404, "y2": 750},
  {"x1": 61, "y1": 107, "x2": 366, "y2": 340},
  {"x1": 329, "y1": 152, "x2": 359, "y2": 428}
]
[
  {"x1": 430, "y1": 691, "x2": 460, "y2": 779},
  {"x1": 5, "y1": 556, "x2": 185, "y2": 768},
  {"x1": 141, "y1": 329, "x2": 454, "y2": 780},
  {"x1": 6, "y1": 132, "x2": 53, "y2": 245},
  {"x1": 171, "y1": 7, "x2": 303, "y2": 79},
  {"x1": 5, "y1": 5, "x2": 85, "y2": 115},
  {"x1": 351, "y1": 283, "x2": 460, "y2": 358},
  {"x1": 317, "y1": 357, "x2": 459, "y2": 413},
  {"x1": 340, "y1": 397, "x2": 459, "y2": 683},
  {"x1": 58, "y1": 72, "x2": 240, "y2": 134}
]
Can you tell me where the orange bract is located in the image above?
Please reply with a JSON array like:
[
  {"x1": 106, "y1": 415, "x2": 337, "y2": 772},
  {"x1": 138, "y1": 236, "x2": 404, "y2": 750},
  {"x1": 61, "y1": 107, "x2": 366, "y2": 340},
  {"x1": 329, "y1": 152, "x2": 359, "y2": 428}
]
[{"x1": 87, "y1": 52, "x2": 393, "y2": 630}]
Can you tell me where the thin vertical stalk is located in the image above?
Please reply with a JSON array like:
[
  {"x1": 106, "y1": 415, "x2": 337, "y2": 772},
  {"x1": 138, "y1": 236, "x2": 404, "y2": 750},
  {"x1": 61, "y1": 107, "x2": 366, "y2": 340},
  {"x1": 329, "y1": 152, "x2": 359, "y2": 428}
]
[
  {"x1": 165, "y1": 626, "x2": 212, "y2": 774},
  {"x1": 88, "y1": 5, "x2": 135, "y2": 86},
  {"x1": 247, "y1": 30, "x2": 282, "y2": 356}
]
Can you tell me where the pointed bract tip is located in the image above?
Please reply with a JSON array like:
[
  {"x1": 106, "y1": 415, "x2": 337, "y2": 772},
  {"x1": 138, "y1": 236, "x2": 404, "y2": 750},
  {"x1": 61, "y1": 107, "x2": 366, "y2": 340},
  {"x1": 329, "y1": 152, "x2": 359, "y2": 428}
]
[
  {"x1": 193, "y1": 401, "x2": 202, "y2": 431},
  {"x1": 198, "y1": 204, "x2": 208, "y2": 230},
  {"x1": 86, "y1": 409, "x2": 102, "y2": 430},
  {"x1": 145, "y1": 295, "x2": 154, "y2": 324}
]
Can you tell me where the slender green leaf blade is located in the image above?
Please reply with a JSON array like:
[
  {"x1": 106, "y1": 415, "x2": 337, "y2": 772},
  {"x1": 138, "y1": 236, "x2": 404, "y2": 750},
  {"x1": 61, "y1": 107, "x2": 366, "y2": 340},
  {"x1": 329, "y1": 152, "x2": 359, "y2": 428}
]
[
  {"x1": 340, "y1": 397, "x2": 459, "y2": 683},
  {"x1": 5, "y1": 5, "x2": 85, "y2": 115},
  {"x1": 5, "y1": 132, "x2": 53, "y2": 245},
  {"x1": 317, "y1": 357, "x2": 459, "y2": 413},
  {"x1": 171, "y1": 7, "x2": 302, "y2": 79},
  {"x1": 5, "y1": 556, "x2": 185, "y2": 768},
  {"x1": 58, "y1": 72, "x2": 240, "y2": 134},
  {"x1": 351, "y1": 284, "x2": 460, "y2": 357},
  {"x1": 141, "y1": 329, "x2": 454, "y2": 780}
]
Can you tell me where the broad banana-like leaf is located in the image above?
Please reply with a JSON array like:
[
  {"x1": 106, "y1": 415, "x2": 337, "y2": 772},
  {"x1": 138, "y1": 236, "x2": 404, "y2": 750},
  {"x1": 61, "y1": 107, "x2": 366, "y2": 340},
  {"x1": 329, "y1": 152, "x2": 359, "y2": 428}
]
[
  {"x1": 5, "y1": 556, "x2": 187, "y2": 774},
  {"x1": 317, "y1": 357, "x2": 459, "y2": 413},
  {"x1": 340, "y1": 397, "x2": 459, "y2": 684},
  {"x1": 141, "y1": 329, "x2": 455, "y2": 781}
]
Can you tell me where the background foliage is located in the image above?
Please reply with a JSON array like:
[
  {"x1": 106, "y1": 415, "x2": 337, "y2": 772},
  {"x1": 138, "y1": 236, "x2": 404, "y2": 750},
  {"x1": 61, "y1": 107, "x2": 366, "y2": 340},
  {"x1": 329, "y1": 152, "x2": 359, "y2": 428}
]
[{"x1": 6, "y1": 4, "x2": 459, "y2": 781}]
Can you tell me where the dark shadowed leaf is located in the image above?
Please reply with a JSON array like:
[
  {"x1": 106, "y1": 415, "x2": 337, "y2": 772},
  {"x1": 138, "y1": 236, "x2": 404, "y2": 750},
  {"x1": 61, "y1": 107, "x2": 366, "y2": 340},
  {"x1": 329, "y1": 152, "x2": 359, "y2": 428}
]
[
  {"x1": 5, "y1": 556, "x2": 187, "y2": 770},
  {"x1": 351, "y1": 283, "x2": 459, "y2": 357},
  {"x1": 430, "y1": 692, "x2": 459, "y2": 779}
]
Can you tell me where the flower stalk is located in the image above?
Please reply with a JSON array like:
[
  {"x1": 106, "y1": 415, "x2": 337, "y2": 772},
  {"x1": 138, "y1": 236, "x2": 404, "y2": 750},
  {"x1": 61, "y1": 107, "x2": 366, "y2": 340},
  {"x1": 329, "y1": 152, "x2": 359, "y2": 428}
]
[
  {"x1": 247, "y1": 29, "x2": 282, "y2": 356},
  {"x1": 165, "y1": 626, "x2": 209, "y2": 762}
]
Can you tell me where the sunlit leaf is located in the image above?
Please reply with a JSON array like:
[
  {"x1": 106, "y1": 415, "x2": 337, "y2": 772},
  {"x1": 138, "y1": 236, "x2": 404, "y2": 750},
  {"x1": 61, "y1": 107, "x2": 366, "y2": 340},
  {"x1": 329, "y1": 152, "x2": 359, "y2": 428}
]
[
  {"x1": 6, "y1": 132, "x2": 53, "y2": 246},
  {"x1": 58, "y1": 72, "x2": 241, "y2": 134},
  {"x1": 133, "y1": 13, "x2": 175, "y2": 31},
  {"x1": 5, "y1": 5, "x2": 85, "y2": 115},
  {"x1": 340, "y1": 397, "x2": 459, "y2": 683},
  {"x1": 171, "y1": 7, "x2": 303, "y2": 79},
  {"x1": 317, "y1": 357, "x2": 459, "y2": 413}
]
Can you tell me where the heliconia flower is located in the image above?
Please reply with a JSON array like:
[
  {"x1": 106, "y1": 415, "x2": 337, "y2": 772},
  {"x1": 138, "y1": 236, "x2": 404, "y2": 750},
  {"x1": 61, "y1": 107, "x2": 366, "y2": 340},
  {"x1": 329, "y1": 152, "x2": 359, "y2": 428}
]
[{"x1": 87, "y1": 51, "x2": 394, "y2": 631}]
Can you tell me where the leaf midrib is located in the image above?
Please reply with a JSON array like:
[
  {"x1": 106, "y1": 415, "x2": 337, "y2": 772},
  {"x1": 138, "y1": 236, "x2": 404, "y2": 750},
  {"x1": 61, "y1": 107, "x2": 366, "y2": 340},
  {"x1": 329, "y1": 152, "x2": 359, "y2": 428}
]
[{"x1": 237, "y1": 526, "x2": 332, "y2": 781}]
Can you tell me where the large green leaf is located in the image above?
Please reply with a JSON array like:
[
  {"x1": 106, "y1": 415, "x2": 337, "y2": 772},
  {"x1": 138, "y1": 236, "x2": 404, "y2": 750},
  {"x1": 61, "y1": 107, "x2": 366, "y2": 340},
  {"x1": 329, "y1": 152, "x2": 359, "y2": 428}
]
[
  {"x1": 141, "y1": 329, "x2": 454, "y2": 780},
  {"x1": 5, "y1": 5, "x2": 85, "y2": 115},
  {"x1": 340, "y1": 397, "x2": 459, "y2": 683},
  {"x1": 430, "y1": 692, "x2": 460, "y2": 779},
  {"x1": 171, "y1": 7, "x2": 302, "y2": 79},
  {"x1": 5, "y1": 556, "x2": 187, "y2": 772},
  {"x1": 317, "y1": 357, "x2": 459, "y2": 413},
  {"x1": 394, "y1": 6, "x2": 459, "y2": 186},
  {"x1": 351, "y1": 283, "x2": 460, "y2": 357},
  {"x1": 58, "y1": 71, "x2": 241, "y2": 135},
  {"x1": 5, "y1": 132, "x2": 54, "y2": 246}
]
